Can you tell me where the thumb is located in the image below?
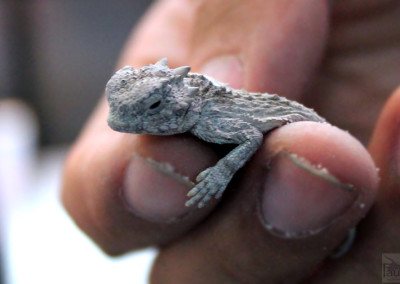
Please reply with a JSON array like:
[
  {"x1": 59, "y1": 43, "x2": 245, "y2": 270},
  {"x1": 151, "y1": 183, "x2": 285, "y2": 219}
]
[{"x1": 189, "y1": 0, "x2": 329, "y2": 97}]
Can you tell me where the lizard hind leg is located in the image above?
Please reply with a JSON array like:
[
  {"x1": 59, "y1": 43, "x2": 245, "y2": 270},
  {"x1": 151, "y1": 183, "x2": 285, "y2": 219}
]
[{"x1": 187, "y1": 122, "x2": 263, "y2": 208}]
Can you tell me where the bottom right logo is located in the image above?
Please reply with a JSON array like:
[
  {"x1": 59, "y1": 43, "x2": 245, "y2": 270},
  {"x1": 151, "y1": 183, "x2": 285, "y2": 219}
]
[{"x1": 383, "y1": 254, "x2": 400, "y2": 283}]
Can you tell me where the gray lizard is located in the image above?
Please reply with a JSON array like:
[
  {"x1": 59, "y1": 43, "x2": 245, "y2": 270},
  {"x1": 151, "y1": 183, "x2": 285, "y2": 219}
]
[{"x1": 106, "y1": 58, "x2": 325, "y2": 208}]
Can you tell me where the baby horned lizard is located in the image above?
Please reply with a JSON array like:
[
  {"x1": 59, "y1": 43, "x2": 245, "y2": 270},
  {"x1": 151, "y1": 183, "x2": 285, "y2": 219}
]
[{"x1": 106, "y1": 58, "x2": 325, "y2": 208}]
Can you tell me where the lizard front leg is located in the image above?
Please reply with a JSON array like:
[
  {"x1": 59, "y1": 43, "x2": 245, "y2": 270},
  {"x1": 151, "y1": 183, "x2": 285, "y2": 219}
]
[{"x1": 187, "y1": 121, "x2": 263, "y2": 208}]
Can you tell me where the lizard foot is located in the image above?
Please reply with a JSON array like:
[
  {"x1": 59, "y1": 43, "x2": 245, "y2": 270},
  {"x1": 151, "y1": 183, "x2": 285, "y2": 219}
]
[{"x1": 185, "y1": 166, "x2": 231, "y2": 208}]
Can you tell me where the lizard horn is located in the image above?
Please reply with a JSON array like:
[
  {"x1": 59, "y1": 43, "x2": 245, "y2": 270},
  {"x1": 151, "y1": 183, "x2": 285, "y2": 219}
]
[
  {"x1": 159, "y1": 78, "x2": 169, "y2": 84},
  {"x1": 155, "y1": 58, "x2": 168, "y2": 66},
  {"x1": 158, "y1": 78, "x2": 170, "y2": 87},
  {"x1": 173, "y1": 66, "x2": 191, "y2": 78},
  {"x1": 188, "y1": 87, "x2": 199, "y2": 97}
]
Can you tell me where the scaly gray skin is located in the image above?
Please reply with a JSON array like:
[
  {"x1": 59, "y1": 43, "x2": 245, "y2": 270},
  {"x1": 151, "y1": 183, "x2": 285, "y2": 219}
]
[{"x1": 106, "y1": 58, "x2": 325, "y2": 208}]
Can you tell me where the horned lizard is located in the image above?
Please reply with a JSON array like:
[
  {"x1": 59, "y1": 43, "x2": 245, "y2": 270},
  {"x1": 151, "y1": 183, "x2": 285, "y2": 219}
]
[{"x1": 106, "y1": 58, "x2": 325, "y2": 208}]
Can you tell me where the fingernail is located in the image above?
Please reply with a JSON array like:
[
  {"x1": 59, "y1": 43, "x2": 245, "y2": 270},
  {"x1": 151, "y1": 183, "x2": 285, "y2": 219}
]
[
  {"x1": 122, "y1": 153, "x2": 194, "y2": 223},
  {"x1": 200, "y1": 55, "x2": 244, "y2": 89},
  {"x1": 261, "y1": 151, "x2": 358, "y2": 238}
]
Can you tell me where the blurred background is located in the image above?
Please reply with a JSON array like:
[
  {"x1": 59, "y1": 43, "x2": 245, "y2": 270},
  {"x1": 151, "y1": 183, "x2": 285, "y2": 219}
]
[{"x1": 0, "y1": 1, "x2": 157, "y2": 283}]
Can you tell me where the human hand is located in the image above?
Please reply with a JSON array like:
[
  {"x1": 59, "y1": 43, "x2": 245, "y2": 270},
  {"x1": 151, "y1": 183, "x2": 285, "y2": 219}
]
[{"x1": 62, "y1": 0, "x2": 400, "y2": 282}]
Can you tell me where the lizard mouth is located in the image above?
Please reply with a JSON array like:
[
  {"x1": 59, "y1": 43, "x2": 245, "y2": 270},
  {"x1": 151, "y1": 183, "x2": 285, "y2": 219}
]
[
  {"x1": 107, "y1": 115, "x2": 140, "y2": 133},
  {"x1": 107, "y1": 118, "x2": 124, "y2": 132}
]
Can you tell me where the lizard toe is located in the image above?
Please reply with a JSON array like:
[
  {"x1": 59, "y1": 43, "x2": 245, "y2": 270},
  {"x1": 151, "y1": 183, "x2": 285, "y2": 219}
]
[
  {"x1": 187, "y1": 185, "x2": 201, "y2": 197},
  {"x1": 214, "y1": 187, "x2": 226, "y2": 199},
  {"x1": 196, "y1": 168, "x2": 211, "y2": 182},
  {"x1": 185, "y1": 180, "x2": 210, "y2": 207}
]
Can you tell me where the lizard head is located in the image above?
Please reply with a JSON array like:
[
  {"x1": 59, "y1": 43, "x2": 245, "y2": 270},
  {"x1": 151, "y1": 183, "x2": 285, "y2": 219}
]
[{"x1": 106, "y1": 58, "x2": 199, "y2": 135}]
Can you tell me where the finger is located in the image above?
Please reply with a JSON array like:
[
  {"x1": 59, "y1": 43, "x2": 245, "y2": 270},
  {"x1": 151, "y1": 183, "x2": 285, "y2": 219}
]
[
  {"x1": 308, "y1": 86, "x2": 400, "y2": 282},
  {"x1": 310, "y1": 89, "x2": 400, "y2": 283},
  {"x1": 117, "y1": 0, "x2": 194, "y2": 68},
  {"x1": 151, "y1": 122, "x2": 378, "y2": 283},
  {"x1": 369, "y1": 86, "x2": 400, "y2": 182}
]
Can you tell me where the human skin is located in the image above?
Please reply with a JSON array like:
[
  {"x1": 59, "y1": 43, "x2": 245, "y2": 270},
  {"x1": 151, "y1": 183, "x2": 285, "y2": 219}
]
[{"x1": 62, "y1": 0, "x2": 400, "y2": 283}]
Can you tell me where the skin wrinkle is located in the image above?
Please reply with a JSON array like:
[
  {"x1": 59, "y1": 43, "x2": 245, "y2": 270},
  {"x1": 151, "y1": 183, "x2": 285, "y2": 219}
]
[
  {"x1": 332, "y1": 0, "x2": 398, "y2": 21},
  {"x1": 330, "y1": 11, "x2": 400, "y2": 54},
  {"x1": 191, "y1": 1, "x2": 261, "y2": 52},
  {"x1": 195, "y1": 0, "x2": 242, "y2": 32},
  {"x1": 305, "y1": 1, "x2": 400, "y2": 144}
]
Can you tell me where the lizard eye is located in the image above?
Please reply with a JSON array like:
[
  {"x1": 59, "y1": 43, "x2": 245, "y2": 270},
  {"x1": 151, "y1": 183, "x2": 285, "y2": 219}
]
[
  {"x1": 147, "y1": 99, "x2": 163, "y2": 115},
  {"x1": 149, "y1": 100, "x2": 161, "y2": 110},
  {"x1": 146, "y1": 92, "x2": 163, "y2": 114}
]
